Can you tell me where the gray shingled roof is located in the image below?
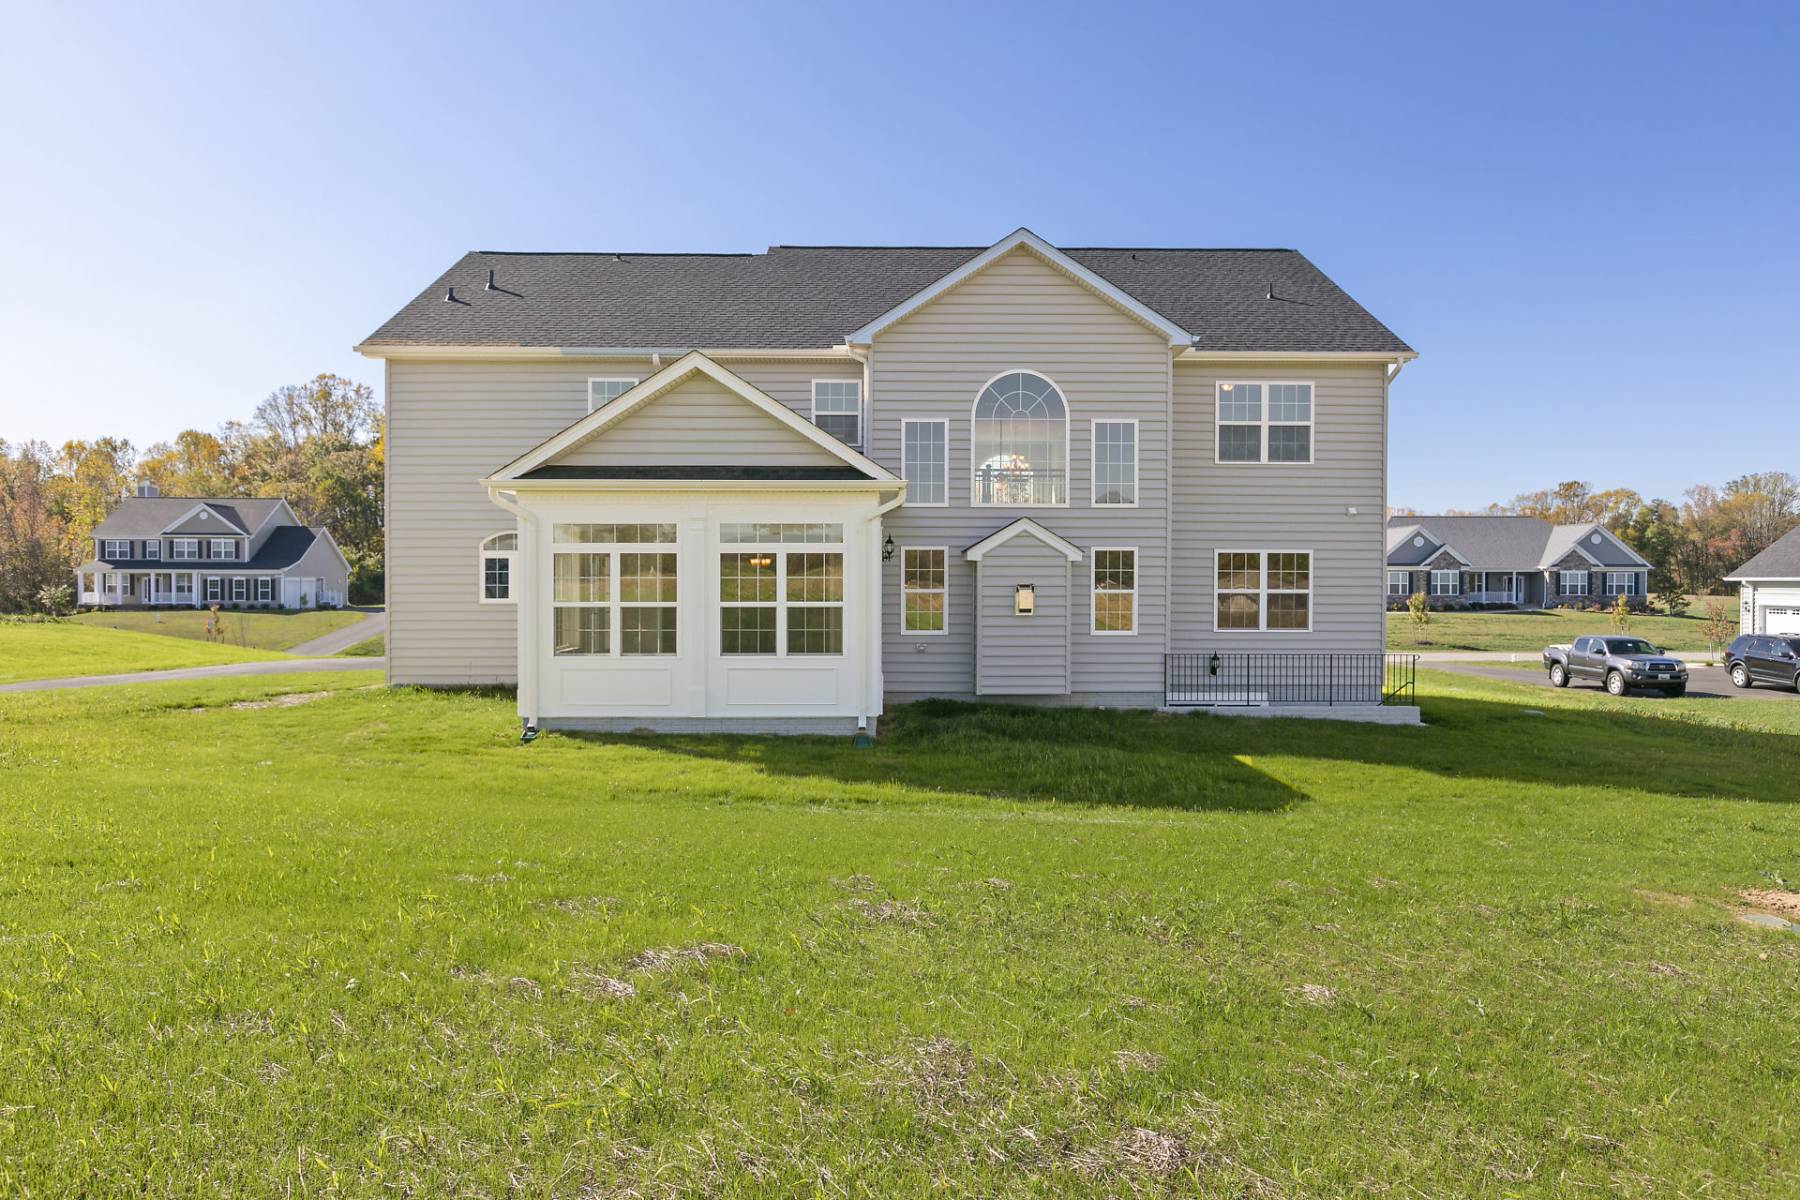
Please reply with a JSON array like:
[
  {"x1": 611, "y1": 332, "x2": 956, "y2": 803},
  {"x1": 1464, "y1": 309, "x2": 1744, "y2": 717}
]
[
  {"x1": 1386, "y1": 515, "x2": 1648, "y2": 571},
  {"x1": 91, "y1": 498, "x2": 289, "y2": 539},
  {"x1": 1727, "y1": 525, "x2": 1800, "y2": 580},
  {"x1": 363, "y1": 245, "x2": 1411, "y2": 354},
  {"x1": 83, "y1": 527, "x2": 323, "y2": 572}
]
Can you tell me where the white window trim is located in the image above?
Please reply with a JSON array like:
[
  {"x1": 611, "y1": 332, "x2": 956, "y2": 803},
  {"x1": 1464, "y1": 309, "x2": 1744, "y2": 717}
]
[
  {"x1": 171, "y1": 538, "x2": 199, "y2": 561},
  {"x1": 478, "y1": 533, "x2": 518, "y2": 605},
  {"x1": 971, "y1": 368, "x2": 1071, "y2": 509},
  {"x1": 1214, "y1": 381, "x2": 1315, "y2": 465},
  {"x1": 810, "y1": 379, "x2": 863, "y2": 450},
  {"x1": 229, "y1": 577, "x2": 248, "y2": 602},
  {"x1": 1429, "y1": 569, "x2": 1460, "y2": 596},
  {"x1": 143, "y1": 541, "x2": 161, "y2": 560},
  {"x1": 255, "y1": 577, "x2": 274, "y2": 604},
  {"x1": 1091, "y1": 546, "x2": 1138, "y2": 636},
  {"x1": 1560, "y1": 570, "x2": 1589, "y2": 596},
  {"x1": 1605, "y1": 572, "x2": 1637, "y2": 596},
  {"x1": 205, "y1": 577, "x2": 222, "y2": 603},
  {"x1": 900, "y1": 418, "x2": 949, "y2": 507},
  {"x1": 586, "y1": 377, "x2": 640, "y2": 413},
  {"x1": 552, "y1": 532, "x2": 681, "y2": 658},
  {"x1": 900, "y1": 546, "x2": 948, "y2": 636},
  {"x1": 1214, "y1": 549, "x2": 1316, "y2": 633},
  {"x1": 1387, "y1": 570, "x2": 1410, "y2": 596},
  {"x1": 716, "y1": 538, "x2": 847, "y2": 658},
  {"x1": 103, "y1": 539, "x2": 130, "y2": 559},
  {"x1": 1090, "y1": 418, "x2": 1139, "y2": 508},
  {"x1": 211, "y1": 538, "x2": 237, "y2": 561}
]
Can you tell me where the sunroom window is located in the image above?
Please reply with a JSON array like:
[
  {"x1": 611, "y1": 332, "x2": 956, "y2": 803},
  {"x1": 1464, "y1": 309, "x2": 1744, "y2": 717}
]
[
  {"x1": 718, "y1": 526, "x2": 845, "y2": 656},
  {"x1": 973, "y1": 372, "x2": 1067, "y2": 505},
  {"x1": 551, "y1": 525, "x2": 678, "y2": 656}
]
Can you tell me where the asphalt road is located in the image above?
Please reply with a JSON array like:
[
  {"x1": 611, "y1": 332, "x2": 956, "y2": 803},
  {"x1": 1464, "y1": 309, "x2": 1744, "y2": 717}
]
[{"x1": 1429, "y1": 660, "x2": 1800, "y2": 702}]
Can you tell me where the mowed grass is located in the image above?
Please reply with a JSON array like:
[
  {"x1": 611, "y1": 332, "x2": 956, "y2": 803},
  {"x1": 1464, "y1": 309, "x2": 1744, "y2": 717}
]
[
  {"x1": 0, "y1": 674, "x2": 1796, "y2": 1197},
  {"x1": 1388, "y1": 606, "x2": 1718, "y2": 652},
  {"x1": 0, "y1": 621, "x2": 286, "y2": 684},
  {"x1": 73, "y1": 607, "x2": 367, "y2": 651},
  {"x1": 334, "y1": 631, "x2": 385, "y2": 657}
]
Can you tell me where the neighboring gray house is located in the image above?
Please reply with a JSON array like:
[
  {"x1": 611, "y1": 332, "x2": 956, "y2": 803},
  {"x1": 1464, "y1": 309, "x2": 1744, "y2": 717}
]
[
  {"x1": 1724, "y1": 525, "x2": 1800, "y2": 635},
  {"x1": 1386, "y1": 515, "x2": 1650, "y2": 608},
  {"x1": 75, "y1": 486, "x2": 349, "y2": 610},
  {"x1": 359, "y1": 228, "x2": 1415, "y2": 730}
]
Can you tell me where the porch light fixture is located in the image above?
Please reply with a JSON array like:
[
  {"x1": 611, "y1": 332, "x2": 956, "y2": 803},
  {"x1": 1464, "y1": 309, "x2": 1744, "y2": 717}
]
[
  {"x1": 1013, "y1": 583, "x2": 1036, "y2": 616},
  {"x1": 1208, "y1": 651, "x2": 1221, "y2": 677},
  {"x1": 882, "y1": 535, "x2": 895, "y2": 562}
]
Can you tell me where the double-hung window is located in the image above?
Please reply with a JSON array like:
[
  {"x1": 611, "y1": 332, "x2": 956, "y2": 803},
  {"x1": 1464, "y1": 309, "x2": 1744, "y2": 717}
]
[
  {"x1": 1387, "y1": 570, "x2": 1410, "y2": 596},
  {"x1": 1216, "y1": 382, "x2": 1313, "y2": 464},
  {"x1": 1216, "y1": 551, "x2": 1313, "y2": 631},
  {"x1": 230, "y1": 577, "x2": 248, "y2": 602},
  {"x1": 811, "y1": 380, "x2": 862, "y2": 449},
  {"x1": 551, "y1": 524, "x2": 678, "y2": 656},
  {"x1": 172, "y1": 538, "x2": 199, "y2": 561},
  {"x1": 1429, "y1": 569, "x2": 1459, "y2": 596},
  {"x1": 103, "y1": 539, "x2": 129, "y2": 559},
  {"x1": 478, "y1": 532, "x2": 518, "y2": 603},
  {"x1": 1605, "y1": 572, "x2": 1636, "y2": 596},
  {"x1": 902, "y1": 548, "x2": 946, "y2": 634},
  {"x1": 143, "y1": 541, "x2": 161, "y2": 560},
  {"x1": 587, "y1": 378, "x2": 639, "y2": 412},
  {"x1": 1092, "y1": 548, "x2": 1137, "y2": 634},
  {"x1": 1092, "y1": 420, "x2": 1138, "y2": 506},
  {"x1": 1560, "y1": 570, "x2": 1589, "y2": 596},
  {"x1": 901, "y1": 419, "x2": 947, "y2": 506},
  {"x1": 255, "y1": 578, "x2": 273, "y2": 604},
  {"x1": 718, "y1": 523, "x2": 844, "y2": 655},
  {"x1": 205, "y1": 577, "x2": 222, "y2": 603},
  {"x1": 211, "y1": 539, "x2": 236, "y2": 561}
]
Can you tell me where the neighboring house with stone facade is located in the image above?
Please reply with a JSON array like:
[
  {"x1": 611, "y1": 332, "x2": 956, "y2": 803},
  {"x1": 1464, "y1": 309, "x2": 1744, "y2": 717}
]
[
  {"x1": 1386, "y1": 515, "x2": 1649, "y2": 609},
  {"x1": 360, "y1": 228, "x2": 1418, "y2": 732},
  {"x1": 1724, "y1": 524, "x2": 1800, "y2": 635}
]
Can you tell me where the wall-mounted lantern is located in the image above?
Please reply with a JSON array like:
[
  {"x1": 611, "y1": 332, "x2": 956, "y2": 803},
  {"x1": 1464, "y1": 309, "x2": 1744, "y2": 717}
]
[
  {"x1": 1208, "y1": 651, "x2": 1222, "y2": 676},
  {"x1": 882, "y1": 535, "x2": 895, "y2": 561},
  {"x1": 1013, "y1": 583, "x2": 1036, "y2": 616}
]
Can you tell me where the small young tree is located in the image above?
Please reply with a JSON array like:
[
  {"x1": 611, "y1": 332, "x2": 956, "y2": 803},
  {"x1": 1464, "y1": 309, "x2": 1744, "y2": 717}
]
[
  {"x1": 34, "y1": 582, "x2": 72, "y2": 618},
  {"x1": 1656, "y1": 591, "x2": 1690, "y2": 618},
  {"x1": 1407, "y1": 591, "x2": 1431, "y2": 644},
  {"x1": 1610, "y1": 593, "x2": 1632, "y2": 633},
  {"x1": 1702, "y1": 599, "x2": 1735, "y2": 662}
]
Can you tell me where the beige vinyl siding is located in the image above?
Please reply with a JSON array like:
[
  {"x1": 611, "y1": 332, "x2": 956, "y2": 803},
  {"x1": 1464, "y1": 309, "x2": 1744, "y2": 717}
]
[
  {"x1": 974, "y1": 539, "x2": 1070, "y2": 695},
  {"x1": 871, "y1": 248, "x2": 1170, "y2": 698},
  {"x1": 557, "y1": 375, "x2": 843, "y2": 468},
  {"x1": 385, "y1": 356, "x2": 858, "y2": 685},
  {"x1": 1170, "y1": 362, "x2": 1387, "y2": 651}
]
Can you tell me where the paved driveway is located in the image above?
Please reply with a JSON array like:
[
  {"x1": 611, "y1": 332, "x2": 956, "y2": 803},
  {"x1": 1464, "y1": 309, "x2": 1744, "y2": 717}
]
[
  {"x1": 289, "y1": 608, "x2": 386, "y2": 657},
  {"x1": 1430, "y1": 660, "x2": 1800, "y2": 702}
]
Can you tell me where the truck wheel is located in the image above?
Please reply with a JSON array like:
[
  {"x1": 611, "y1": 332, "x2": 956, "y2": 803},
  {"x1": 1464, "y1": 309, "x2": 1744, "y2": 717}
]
[
  {"x1": 1605, "y1": 670, "x2": 1627, "y2": 696},
  {"x1": 1730, "y1": 663, "x2": 1750, "y2": 689},
  {"x1": 1549, "y1": 662, "x2": 1568, "y2": 688}
]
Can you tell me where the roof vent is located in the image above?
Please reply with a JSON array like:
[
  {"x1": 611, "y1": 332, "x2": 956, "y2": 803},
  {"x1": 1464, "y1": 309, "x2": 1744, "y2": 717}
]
[
  {"x1": 445, "y1": 285, "x2": 458, "y2": 303},
  {"x1": 1265, "y1": 282, "x2": 1275, "y2": 300},
  {"x1": 136, "y1": 481, "x2": 159, "y2": 498},
  {"x1": 486, "y1": 269, "x2": 496, "y2": 290}
]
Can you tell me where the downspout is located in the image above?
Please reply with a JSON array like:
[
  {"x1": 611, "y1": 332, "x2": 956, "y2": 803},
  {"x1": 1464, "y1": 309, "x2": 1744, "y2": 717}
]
[
  {"x1": 860, "y1": 487, "x2": 907, "y2": 741},
  {"x1": 486, "y1": 486, "x2": 541, "y2": 740}
]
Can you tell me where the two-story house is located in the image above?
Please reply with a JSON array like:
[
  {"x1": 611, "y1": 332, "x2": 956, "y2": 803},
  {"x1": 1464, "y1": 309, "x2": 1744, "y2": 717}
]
[
  {"x1": 75, "y1": 486, "x2": 350, "y2": 610},
  {"x1": 360, "y1": 229, "x2": 1414, "y2": 732}
]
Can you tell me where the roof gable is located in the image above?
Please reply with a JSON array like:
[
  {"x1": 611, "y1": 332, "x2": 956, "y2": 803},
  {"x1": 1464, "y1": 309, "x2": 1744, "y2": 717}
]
[
  {"x1": 162, "y1": 502, "x2": 249, "y2": 536},
  {"x1": 964, "y1": 518, "x2": 1084, "y2": 563},
  {"x1": 1726, "y1": 524, "x2": 1800, "y2": 581},
  {"x1": 845, "y1": 228, "x2": 1191, "y2": 348},
  {"x1": 91, "y1": 497, "x2": 288, "y2": 539},
  {"x1": 488, "y1": 352, "x2": 898, "y2": 484}
]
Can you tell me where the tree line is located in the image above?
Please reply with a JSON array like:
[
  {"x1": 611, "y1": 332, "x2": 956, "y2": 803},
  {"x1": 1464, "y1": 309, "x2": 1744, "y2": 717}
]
[
  {"x1": 1395, "y1": 472, "x2": 1800, "y2": 597},
  {"x1": 1, "y1": 375, "x2": 382, "y2": 612}
]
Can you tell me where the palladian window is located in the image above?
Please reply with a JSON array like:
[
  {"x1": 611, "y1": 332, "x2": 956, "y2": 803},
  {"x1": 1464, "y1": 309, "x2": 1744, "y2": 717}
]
[{"x1": 972, "y1": 371, "x2": 1067, "y2": 506}]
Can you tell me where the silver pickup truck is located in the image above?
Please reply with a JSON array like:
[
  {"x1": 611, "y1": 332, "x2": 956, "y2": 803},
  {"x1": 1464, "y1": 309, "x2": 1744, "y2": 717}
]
[{"x1": 1543, "y1": 635, "x2": 1689, "y2": 697}]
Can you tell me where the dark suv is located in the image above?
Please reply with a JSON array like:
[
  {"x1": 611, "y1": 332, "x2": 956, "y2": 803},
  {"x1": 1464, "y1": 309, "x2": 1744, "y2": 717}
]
[{"x1": 1726, "y1": 634, "x2": 1800, "y2": 692}]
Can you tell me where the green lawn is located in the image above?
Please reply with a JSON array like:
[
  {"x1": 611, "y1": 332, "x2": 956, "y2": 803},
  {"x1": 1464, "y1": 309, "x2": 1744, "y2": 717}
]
[
  {"x1": 335, "y1": 631, "x2": 385, "y2": 657},
  {"x1": 0, "y1": 621, "x2": 287, "y2": 684},
  {"x1": 1388, "y1": 606, "x2": 1721, "y2": 652},
  {"x1": 72, "y1": 607, "x2": 367, "y2": 651},
  {"x1": 0, "y1": 672, "x2": 1795, "y2": 1196}
]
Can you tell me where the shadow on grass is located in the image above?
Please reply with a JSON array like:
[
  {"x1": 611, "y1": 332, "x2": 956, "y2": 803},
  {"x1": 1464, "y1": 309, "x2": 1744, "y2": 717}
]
[{"x1": 572, "y1": 690, "x2": 1795, "y2": 812}]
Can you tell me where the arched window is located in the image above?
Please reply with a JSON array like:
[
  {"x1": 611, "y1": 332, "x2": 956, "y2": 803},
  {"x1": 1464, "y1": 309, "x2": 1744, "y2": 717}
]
[
  {"x1": 972, "y1": 371, "x2": 1067, "y2": 506},
  {"x1": 478, "y1": 532, "x2": 519, "y2": 604}
]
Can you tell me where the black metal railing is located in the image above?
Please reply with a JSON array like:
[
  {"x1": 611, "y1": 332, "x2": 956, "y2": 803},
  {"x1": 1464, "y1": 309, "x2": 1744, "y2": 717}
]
[
  {"x1": 973, "y1": 466, "x2": 1066, "y2": 506},
  {"x1": 1165, "y1": 652, "x2": 1418, "y2": 707}
]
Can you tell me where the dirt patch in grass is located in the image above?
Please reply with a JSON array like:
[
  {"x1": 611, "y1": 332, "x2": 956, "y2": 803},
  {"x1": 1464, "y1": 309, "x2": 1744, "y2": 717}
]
[
  {"x1": 1071, "y1": 1127, "x2": 1199, "y2": 1180},
  {"x1": 869, "y1": 1036, "x2": 976, "y2": 1107},
  {"x1": 1741, "y1": 889, "x2": 1800, "y2": 920},
  {"x1": 569, "y1": 968, "x2": 637, "y2": 1000},
  {"x1": 1294, "y1": 983, "x2": 1338, "y2": 1006},
  {"x1": 229, "y1": 691, "x2": 331, "y2": 710},
  {"x1": 848, "y1": 898, "x2": 930, "y2": 925},
  {"x1": 624, "y1": 942, "x2": 745, "y2": 974},
  {"x1": 1635, "y1": 889, "x2": 1696, "y2": 908}
]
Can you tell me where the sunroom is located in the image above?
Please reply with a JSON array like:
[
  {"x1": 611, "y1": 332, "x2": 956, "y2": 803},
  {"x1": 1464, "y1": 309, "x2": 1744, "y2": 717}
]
[{"x1": 483, "y1": 353, "x2": 903, "y2": 734}]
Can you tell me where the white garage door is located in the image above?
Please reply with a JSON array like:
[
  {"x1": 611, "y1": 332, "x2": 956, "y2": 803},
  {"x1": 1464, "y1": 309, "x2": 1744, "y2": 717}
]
[{"x1": 1764, "y1": 607, "x2": 1800, "y2": 635}]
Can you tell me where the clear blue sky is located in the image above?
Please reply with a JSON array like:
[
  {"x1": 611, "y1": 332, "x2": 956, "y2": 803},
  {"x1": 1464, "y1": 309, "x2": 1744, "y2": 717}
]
[{"x1": 2, "y1": 1, "x2": 1794, "y2": 511}]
